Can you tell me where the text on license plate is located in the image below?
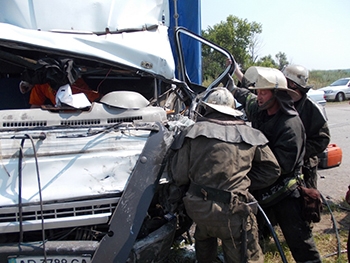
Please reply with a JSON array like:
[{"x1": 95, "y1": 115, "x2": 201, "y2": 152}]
[{"x1": 8, "y1": 255, "x2": 91, "y2": 263}]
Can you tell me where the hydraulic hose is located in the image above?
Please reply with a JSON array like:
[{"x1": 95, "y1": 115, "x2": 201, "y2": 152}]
[
  {"x1": 320, "y1": 193, "x2": 341, "y2": 259},
  {"x1": 257, "y1": 203, "x2": 288, "y2": 263}
]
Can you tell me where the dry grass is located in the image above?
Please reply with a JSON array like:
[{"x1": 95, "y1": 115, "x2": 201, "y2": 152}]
[{"x1": 168, "y1": 200, "x2": 350, "y2": 262}]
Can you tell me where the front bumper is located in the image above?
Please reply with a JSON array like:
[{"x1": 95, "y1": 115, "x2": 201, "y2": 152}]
[{"x1": 0, "y1": 218, "x2": 177, "y2": 263}]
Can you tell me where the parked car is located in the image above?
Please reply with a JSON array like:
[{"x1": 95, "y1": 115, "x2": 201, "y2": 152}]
[
  {"x1": 319, "y1": 78, "x2": 350, "y2": 102},
  {"x1": 307, "y1": 88, "x2": 328, "y2": 119},
  {"x1": 0, "y1": 1, "x2": 239, "y2": 263},
  {"x1": 307, "y1": 88, "x2": 326, "y2": 106}
]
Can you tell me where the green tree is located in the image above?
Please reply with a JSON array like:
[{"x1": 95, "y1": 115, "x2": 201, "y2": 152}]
[
  {"x1": 201, "y1": 15, "x2": 262, "y2": 81},
  {"x1": 256, "y1": 55, "x2": 277, "y2": 68},
  {"x1": 275, "y1": 52, "x2": 289, "y2": 70},
  {"x1": 248, "y1": 32, "x2": 263, "y2": 64}
]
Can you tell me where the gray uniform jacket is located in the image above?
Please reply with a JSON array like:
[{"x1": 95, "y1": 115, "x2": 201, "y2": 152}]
[{"x1": 170, "y1": 113, "x2": 280, "y2": 225}]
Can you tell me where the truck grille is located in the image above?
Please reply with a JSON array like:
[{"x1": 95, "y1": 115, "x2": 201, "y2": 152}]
[
  {"x1": 0, "y1": 196, "x2": 120, "y2": 233},
  {"x1": 1, "y1": 116, "x2": 143, "y2": 128},
  {"x1": 2, "y1": 121, "x2": 47, "y2": 128}
]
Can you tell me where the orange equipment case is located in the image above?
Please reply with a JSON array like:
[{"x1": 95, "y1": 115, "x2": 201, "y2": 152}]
[{"x1": 318, "y1": 143, "x2": 342, "y2": 168}]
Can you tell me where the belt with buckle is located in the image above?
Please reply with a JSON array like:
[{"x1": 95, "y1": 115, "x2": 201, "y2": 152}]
[{"x1": 188, "y1": 182, "x2": 233, "y2": 204}]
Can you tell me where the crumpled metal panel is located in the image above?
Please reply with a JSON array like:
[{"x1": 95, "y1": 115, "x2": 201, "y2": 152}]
[
  {"x1": 0, "y1": 0, "x2": 169, "y2": 31},
  {"x1": 0, "y1": 127, "x2": 150, "y2": 206},
  {"x1": 0, "y1": 22, "x2": 175, "y2": 80},
  {"x1": 127, "y1": 217, "x2": 177, "y2": 263},
  {"x1": 91, "y1": 122, "x2": 173, "y2": 262}
]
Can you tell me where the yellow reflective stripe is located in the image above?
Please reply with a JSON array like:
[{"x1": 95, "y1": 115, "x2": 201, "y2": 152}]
[{"x1": 260, "y1": 177, "x2": 298, "y2": 205}]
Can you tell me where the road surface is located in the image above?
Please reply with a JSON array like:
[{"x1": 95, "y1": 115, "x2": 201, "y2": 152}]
[{"x1": 317, "y1": 101, "x2": 350, "y2": 203}]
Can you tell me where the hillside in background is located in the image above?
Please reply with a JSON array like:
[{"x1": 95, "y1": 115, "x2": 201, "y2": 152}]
[{"x1": 309, "y1": 69, "x2": 350, "y2": 89}]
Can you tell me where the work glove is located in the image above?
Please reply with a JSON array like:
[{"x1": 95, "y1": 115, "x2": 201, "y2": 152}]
[{"x1": 226, "y1": 75, "x2": 237, "y2": 93}]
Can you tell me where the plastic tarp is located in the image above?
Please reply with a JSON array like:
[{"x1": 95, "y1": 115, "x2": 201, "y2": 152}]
[{"x1": 168, "y1": 0, "x2": 202, "y2": 84}]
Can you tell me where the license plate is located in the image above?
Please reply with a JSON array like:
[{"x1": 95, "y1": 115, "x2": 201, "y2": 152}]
[{"x1": 8, "y1": 255, "x2": 91, "y2": 263}]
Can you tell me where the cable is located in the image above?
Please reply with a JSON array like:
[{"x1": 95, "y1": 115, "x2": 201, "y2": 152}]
[
  {"x1": 96, "y1": 68, "x2": 112, "y2": 93},
  {"x1": 320, "y1": 193, "x2": 341, "y2": 259},
  {"x1": 18, "y1": 135, "x2": 48, "y2": 261},
  {"x1": 18, "y1": 139, "x2": 25, "y2": 243},
  {"x1": 323, "y1": 250, "x2": 347, "y2": 258},
  {"x1": 257, "y1": 204, "x2": 288, "y2": 263},
  {"x1": 25, "y1": 134, "x2": 48, "y2": 261}
]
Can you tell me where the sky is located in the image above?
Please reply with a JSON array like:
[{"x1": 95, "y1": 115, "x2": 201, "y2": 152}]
[{"x1": 201, "y1": 0, "x2": 350, "y2": 71}]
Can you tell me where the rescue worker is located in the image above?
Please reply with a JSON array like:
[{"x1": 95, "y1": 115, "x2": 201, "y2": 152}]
[
  {"x1": 282, "y1": 64, "x2": 330, "y2": 189},
  {"x1": 230, "y1": 66, "x2": 322, "y2": 262},
  {"x1": 169, "y1": 87, "x2": 280, "y2": 263}
]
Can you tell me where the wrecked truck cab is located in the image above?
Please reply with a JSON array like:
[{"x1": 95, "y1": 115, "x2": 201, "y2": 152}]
[
  {"x1": 0, "y1": 94, "x2": 178, "y2": 261},
  {"x1": 0, "y1": 2, "x2": 183, "y2": 263},
  {"x1": 0, "y1": 1, "x2": 239, "y2": 262},
  {"x1": 0, "y1": 103, "x2": 174, "y2": 262},
  {"x1": 0, "y1": 1, "x2": 196, "y2": 262}
]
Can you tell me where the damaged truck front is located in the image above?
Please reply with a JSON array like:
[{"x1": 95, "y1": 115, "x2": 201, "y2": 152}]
[{"x1": 0, "y1": 0, "x2": 237, "y2": 262}]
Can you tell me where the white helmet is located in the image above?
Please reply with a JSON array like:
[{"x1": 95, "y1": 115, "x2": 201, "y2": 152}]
[
  {"x1": 202, "y1": 87, "x2": 243, "y2": 117},
  {"x1": 244, "y1": 66, "x2": 299, "y2": 101},
  {"x1": 282, "y1": 64, "x2": 309, "y2": 89}
]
